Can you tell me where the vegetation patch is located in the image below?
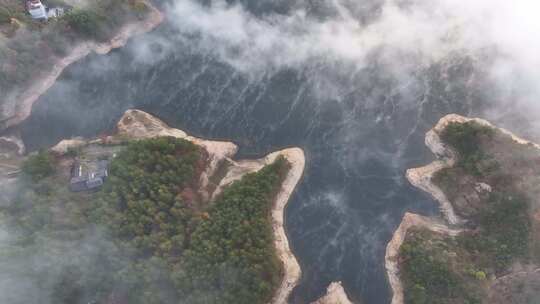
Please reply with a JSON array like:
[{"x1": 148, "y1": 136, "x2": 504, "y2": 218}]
[
  {"x1": 1, "y1": 137, "x2": 291, "y2": 304},
  {"x1": 0, "y1": 0, "x2": 152, "y2": 120},
  {"x1": 64, "y1": 9, "x2": 104, "y2": 39},
  {"x1": 181, "y1": 157, "x2": 290, "y2": 304},
  {"x1": 400, "y1": 229, "x2": 483, "y2": 304},
  {"x1": 0, "y1": 6, "x2": 12, "y2": 24},
  {"x1": 458, "y1": 192, "x2": 531, "y2": 273},
  {"x1": 440, "y1": 121, "x2": 495, "y2": 176},
  {"x1": 21, "y1": 150, "x2": 55, "y2": 181},
  {"x1": 401, "y1": 119, "x2": 539, "y2": 304}
]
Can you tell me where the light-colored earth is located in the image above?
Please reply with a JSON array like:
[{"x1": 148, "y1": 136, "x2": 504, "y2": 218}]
[{"x1": 310, "y1": 282, "x2": 354, "y2": 304}]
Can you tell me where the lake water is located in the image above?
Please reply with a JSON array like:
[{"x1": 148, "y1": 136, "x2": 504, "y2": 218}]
[{"x1": 18, "y1": 0, "x2": 494, "y2": 302}]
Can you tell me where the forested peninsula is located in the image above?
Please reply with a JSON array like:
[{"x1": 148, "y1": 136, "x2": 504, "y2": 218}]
[
  {"x1": 0, "y1": 109, "x2": 307, "y2": 304},
  {"x1": 386, "y1": 114, "x2": 540, "y2": 304}
]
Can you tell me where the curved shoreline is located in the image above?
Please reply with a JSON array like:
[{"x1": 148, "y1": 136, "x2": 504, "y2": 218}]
[
  {"x1": 405, "y1": 115, "x2": 464, "y2": 226},
  {"x1": 210, "y1": 144, "x2": 305, "y2": 304},
  {"x1": 385, "y1": 213, "x2": 463, "y2": 304},
  {"x1": 113, "y1": 110, "x2": 352, "y2": 304},
  {"x1": 1, "y1": 1, "x2": 164, "y2": 132},
  {"x1": 386, "y1": 114, "x2": 471, "y2": 304},
  {"x1": 386, "y1": 113, "x2": 540, "y2": 304},
  {"x1": 53, "y1": 109, "x2": 306, "y2": 304}
]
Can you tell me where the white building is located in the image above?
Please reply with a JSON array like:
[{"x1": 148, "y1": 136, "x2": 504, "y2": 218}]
[{"x1": 26, "y1": 0, "x2": 48, "y2": 20}]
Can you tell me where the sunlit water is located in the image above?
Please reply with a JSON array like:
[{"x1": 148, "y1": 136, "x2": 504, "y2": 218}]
[{"x1": 19, "y1": 1, "x2": 494, "y2": 302}]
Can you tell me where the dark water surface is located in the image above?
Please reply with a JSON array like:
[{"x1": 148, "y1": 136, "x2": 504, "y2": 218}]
[{"x1": 19, "y1": 1, "x2": 489, "y2": 303}]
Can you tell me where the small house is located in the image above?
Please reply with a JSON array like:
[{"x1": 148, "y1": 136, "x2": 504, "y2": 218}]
[
  {"x1": 86, "y1": 174, "x2": 104, "y2": 190},
  {"x1": 26, "y1": 0, "x2": 68, "y2": 21},
  {"x1": 70, "y1": 161, "x2": 83, "y2": 177},
  {"x1": 94, "y1": 160, "x2": 109, "y2": 179},
  {"x1": 70, "y1": 176, "x2": 88, "y2": 192},
  {"x1": 69, "y1": 161, "x2": 87, "y2": 192},
  {"x1": 26, "y1": 0, "x2": 48, "y2": 20},
  {"x1": 69, "y1": 160, "x2": 109, "y2": 192}
]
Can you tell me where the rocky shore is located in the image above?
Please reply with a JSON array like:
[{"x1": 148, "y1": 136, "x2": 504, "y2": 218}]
[{"x1": 0, "y1": 1, "x2": 164, "y2": 132}]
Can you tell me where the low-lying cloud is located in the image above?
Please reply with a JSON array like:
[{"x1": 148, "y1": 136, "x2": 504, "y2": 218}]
[
  {"x1": 152, "y1": 0, "x2": 540, "y2": 129},
  {"x1": 164, "y1": 0, "x2": 538, "y2": 69}
]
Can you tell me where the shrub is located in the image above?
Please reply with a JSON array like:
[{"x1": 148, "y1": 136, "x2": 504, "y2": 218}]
[
  {"x1": 441, "y1": 122, "x2": 494, "y2": 155},
  {"x1": 63, "y1": 9, "x2": 103, "y2": 39},
  {"x1": 22, "y1": 150, "x2": 55, "y2": 181},
  {"x1": 0, "y1": 7, "x2": 11, "y2": 24},
  {"x1": 441, "y1": 122, "x2": 495, "y2": 176},
  {"x1": 474, "y1": 271, "x2": 486, "y2": 281},
  {"x1": 458, "y1": 192, "x2": 531, "y2": 273},
  {"x1": 131, "y1": 0, "x2": 148, "y2": 18}
]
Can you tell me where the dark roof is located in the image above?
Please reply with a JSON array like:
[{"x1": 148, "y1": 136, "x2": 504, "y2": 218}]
[
  {"x1": 93, "y1": 169, "x2": 108, "y2": 179},
  {"x1": 97, "y1": 160, "x2": 109, "y2": 170},
  {"x1": 70, "y1": 176, "x2": 87, "y2": 184},
  {"x1": 86, "y1": 177, "x2": 104, "y2": 189},
  {"x1": 69, "y1": 180, "x2": 88, "y2": 192},
  {"x1": 69, "y1": 160, "x2": 108, "y2": 192},
  {"x1": 70, "y1": 161, "x2": 82, "y2": 178}
]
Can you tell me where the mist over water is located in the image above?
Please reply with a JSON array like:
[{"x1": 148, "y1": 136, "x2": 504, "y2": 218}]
[{"x1": 16, "y1": 0, "x2": 540, "y2": 302}]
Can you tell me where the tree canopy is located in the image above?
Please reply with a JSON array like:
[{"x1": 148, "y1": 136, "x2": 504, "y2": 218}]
[
  {"x1": 3, "y1": 137, "x2": 291, "y2": 304},
  {"x1": 21, "y1": 150, "x2": 55, "y2": 181},
  {"x1": 91, "y1": 137, "x2": 289, "y2": 303}
]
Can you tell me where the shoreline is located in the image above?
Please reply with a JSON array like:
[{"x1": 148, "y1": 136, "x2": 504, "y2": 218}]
[
  {"x1": 385, "y1": 213, "x2": 463, "y2": 304},
  {"x1": 386, "y1": 114, "x2": 469, "y2": 304},
  {"x1": 386, "y1": 113, "x2": 540, "y2": 304},
  {"x1": 113, "y1": 110, "x2": 349, "y2": 304},
  {"x1": 405, "y1": 115, "x2": 464, "y2": 226},
  {"x1": 53, "y1": 109, "x2": 306, "y2": 304},
  {"x1": 1, "y1": 1, "x2": 164, "y2": 132},
  {"x1": 211, "y1": 145, "x2": 305, "y2": 304}
]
